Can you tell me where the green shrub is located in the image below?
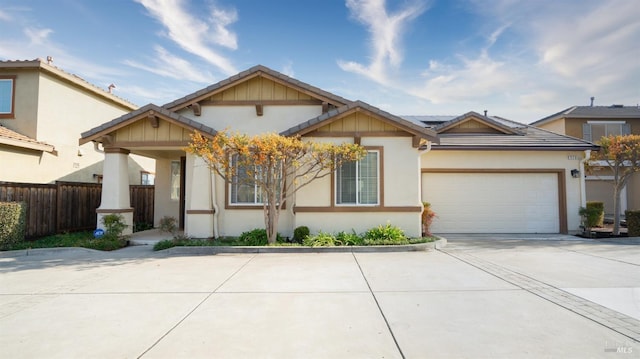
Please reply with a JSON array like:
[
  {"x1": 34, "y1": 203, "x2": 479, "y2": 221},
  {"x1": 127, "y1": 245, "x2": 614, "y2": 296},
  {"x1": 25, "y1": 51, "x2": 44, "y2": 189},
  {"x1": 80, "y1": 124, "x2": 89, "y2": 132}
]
[
  {"x1": 336, "y1": 230, "x2": 363, "y2": 246},
  {"x1": 363, "y1": 223, "x2": 408, "y2": 245},
  {"x1": 579, "y1": 202, "x2": 604, "y2": 229},
  {"x1": 101, "y1": 214, "x2": 128, "y2": 240},
  {"x1": 134, "y1": 222, "x2": 154, "y2": 232},
  {"x1": 292, "y1": 226, "x2": 310, "y2": 244},
  {"x1": 303, "y1": 231, "x2": 337, "y2": 247},
  {"x1": 159, "y1": 216, "x2": 178, "y2": 234},
  {"x1": 0, "y1": 202, "x2": 26, "y2": 249},
  {"x1": 626, "y1": 210, "x2": 640, "y2": 237},
  {"x1": 238, "y1": 228, "x2": 282, "y2": 246}
]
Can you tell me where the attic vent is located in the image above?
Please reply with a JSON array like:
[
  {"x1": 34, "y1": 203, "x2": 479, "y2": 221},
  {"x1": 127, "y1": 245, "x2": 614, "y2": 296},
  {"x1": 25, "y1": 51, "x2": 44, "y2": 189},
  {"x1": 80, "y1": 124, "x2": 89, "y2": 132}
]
[{"x1": 610, "y1": 104, "x2": 623, "y2": 108}]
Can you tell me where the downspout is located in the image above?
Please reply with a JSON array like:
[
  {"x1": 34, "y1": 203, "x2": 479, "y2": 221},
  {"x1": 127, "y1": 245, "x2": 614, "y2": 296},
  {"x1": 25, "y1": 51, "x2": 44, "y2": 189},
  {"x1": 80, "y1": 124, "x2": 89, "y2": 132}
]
[
  {"x1": 580, "y1": 150, "x2": 591, "y2": 207},
  {"x1": 418, "y1": 141, "x2": 433, "y2": 234},
  {"x1": 211, "y1": 171, "x2": 220, "y2": 238}
]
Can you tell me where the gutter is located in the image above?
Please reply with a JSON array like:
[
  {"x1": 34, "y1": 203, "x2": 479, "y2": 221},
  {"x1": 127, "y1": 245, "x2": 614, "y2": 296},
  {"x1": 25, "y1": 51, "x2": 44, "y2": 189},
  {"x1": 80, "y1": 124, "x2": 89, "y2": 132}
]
[{"x1": 580, "y1": 150, "x2": 591, "y2": 207}]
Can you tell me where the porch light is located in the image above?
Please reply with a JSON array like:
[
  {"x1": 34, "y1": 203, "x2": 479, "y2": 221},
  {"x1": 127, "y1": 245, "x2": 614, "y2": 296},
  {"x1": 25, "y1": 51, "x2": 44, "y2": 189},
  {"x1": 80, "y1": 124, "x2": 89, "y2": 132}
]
[{"x1": 570, "y1": 169, "x2": 580, "y2": 178}]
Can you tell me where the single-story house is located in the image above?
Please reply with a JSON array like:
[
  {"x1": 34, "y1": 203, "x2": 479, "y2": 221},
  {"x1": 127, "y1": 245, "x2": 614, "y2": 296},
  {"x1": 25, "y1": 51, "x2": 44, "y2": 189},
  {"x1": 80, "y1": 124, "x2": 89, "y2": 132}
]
[{"x1": 80, "y1": 65, "x2": 597, "y2": 237}]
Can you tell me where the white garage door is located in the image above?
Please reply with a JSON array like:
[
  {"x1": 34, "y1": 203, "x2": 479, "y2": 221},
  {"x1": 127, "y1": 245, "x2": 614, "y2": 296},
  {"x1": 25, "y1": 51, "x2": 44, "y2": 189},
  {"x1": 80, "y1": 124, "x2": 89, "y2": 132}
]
[{"x1": 422, "y1": 172, "x2": 560, "y2": 233}]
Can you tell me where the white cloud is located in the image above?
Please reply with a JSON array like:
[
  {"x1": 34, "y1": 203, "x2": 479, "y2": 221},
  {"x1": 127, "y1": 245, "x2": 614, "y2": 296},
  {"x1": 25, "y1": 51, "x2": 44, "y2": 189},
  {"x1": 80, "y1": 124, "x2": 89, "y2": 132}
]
[
  {"x1": 135, "y1": 0, "x2": 238, "y2": 75},
  {"x1": 124, "y1": 45, "x2": 217, "y2": 84},
  {"x1": 338, "y1": 0, "x2": 427, "y2": 84},
  {"x1": 0, "y1": 10, "x2": 12, "y2": 22},
  {"x1": 24, "y1": 27, "x2": 53, "y2": 45}
]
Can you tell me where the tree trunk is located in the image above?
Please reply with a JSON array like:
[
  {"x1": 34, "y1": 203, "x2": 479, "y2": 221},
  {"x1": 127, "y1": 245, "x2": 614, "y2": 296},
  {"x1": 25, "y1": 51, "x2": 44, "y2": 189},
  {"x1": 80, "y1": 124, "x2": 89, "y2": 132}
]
[{"x1": 613, "y1": 185, "x2": 621, "y2": 236}]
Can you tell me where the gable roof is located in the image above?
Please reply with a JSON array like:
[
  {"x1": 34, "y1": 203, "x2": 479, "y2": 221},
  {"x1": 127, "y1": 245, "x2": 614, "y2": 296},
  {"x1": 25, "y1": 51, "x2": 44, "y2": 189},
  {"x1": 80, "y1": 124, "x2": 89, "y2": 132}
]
[
  {"x1": 531, "y1": 105, "x2": 640, "y2": 126},
  {"x1": 431, "y1": 115, "x2": 598, "y2": 151},
  {"x1": 280, "y1": 100, "x2": 439, "y2": 143},
  {"x1": 0, "y1": 59, "x2": 137, "y2": 111},
  {"x1": 163, "y1": 65, "x2": 352, "y2": 111},
  {"x1": 0, "y1": 124, "x2": 55, "y2": 152},
  {"x1": 79, "y1": 103, "x2": 217, "y2": 145},
  {"x1": 434, "y1": 111, "x2": 522, "y2": 135}
]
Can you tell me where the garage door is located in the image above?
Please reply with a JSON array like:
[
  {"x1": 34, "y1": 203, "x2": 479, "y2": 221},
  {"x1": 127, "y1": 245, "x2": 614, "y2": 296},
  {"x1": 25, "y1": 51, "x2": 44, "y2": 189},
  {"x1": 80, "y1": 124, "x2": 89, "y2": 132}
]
[{"x1": 422, "y1": 172, "x2": 560, "y2": 233}]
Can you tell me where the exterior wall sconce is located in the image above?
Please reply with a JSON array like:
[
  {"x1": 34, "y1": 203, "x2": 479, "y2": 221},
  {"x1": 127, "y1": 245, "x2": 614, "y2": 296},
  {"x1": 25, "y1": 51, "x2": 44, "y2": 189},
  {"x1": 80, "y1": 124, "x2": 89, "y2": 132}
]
[{"x1": 571, "y1": 169, "x2": 580, "y2": 178}]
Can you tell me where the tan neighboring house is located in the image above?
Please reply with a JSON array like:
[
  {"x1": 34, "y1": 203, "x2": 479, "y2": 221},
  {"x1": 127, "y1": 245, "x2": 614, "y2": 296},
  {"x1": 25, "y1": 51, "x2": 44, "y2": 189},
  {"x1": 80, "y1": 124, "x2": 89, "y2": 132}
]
[
  {"x1": 531, "y1": 105, "x2": 640, "y2": 216},
  {"x1": 0, "y1": 59, "x2": 155, "y2": 184},
  {"x1": 80, "y1": 65, "x2": 597, "y2": 237}
]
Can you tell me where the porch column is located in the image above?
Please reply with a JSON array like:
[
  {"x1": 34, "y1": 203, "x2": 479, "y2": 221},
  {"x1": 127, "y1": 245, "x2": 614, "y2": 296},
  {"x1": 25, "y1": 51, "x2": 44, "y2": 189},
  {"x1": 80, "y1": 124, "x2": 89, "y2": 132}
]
[
  {"x1": 184, "y1": 154, "x2": 215, "y2": 238},
  {"x1": 96, "y1": 147, "x2": 133, "y2": 235}
]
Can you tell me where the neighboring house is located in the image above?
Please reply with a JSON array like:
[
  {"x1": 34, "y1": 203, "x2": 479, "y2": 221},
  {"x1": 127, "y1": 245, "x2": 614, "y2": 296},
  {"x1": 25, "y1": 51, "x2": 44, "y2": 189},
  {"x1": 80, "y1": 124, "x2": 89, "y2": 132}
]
[
  {"x1": 0, "y1": 59, "x2": 155, "y2": 184},
  {"x1": 531, "y1": 105, "x2": 640, "y2": 216},
  {"x1": 80, "y1": 65, "x2": 597, "y2": 237}
]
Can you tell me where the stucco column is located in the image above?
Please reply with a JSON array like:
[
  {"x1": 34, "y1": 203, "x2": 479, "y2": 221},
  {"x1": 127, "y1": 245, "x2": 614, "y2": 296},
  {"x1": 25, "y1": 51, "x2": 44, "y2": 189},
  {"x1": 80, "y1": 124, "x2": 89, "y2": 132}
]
[
  {"x1": 96, "y1": 147, "x2": 133, "y2": 235},
  {"x1": 184, "y1": 154, "x2": 215, "y2": 238}
]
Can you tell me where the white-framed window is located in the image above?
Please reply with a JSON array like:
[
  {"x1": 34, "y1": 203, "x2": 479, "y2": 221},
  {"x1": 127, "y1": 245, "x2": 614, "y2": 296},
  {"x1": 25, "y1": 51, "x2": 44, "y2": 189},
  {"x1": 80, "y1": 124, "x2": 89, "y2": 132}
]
[
  {"x1": 336, "y1": 150, "x2": 379, "y2": 205},
  {"x1": 170, "y1": 161, "x2": 180, "y2": 200},
  {"x1": 0, "y1": 76, "x2": 15, "y2": 118},
  {"x1": 229, "y1": 155, "x2": 263, "y2": 205},
  {"x1": 583, "y1": 121, "x2": 630, "y2": 142},
  {"x1": 141, "y1": 171, "x2": 155, "y2": 185}
]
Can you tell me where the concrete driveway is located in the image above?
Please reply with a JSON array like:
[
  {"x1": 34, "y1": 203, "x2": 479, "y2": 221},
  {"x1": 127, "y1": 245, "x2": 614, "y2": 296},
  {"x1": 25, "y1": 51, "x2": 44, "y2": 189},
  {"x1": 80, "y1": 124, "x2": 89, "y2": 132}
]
[{"x1": 0, "y1": 236, "x2": 638, "y2": 358}]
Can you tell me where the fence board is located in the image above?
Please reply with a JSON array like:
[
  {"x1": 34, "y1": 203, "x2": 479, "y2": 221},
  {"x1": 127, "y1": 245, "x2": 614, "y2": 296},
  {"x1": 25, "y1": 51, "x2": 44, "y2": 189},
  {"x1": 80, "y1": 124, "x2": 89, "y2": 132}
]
[{"x1": 0, "y1": 181, "x2": 154, "y2": 239}]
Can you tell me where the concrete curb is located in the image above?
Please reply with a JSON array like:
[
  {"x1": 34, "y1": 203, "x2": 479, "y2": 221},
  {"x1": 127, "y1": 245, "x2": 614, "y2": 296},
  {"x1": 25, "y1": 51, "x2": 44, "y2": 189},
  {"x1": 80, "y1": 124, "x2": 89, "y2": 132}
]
[
  {"x1": 0, "y1": 247, "x2": 101, "y2": 258},
  {"x1": 163, "y1": 237, "x2": 447, "y2": 255}
]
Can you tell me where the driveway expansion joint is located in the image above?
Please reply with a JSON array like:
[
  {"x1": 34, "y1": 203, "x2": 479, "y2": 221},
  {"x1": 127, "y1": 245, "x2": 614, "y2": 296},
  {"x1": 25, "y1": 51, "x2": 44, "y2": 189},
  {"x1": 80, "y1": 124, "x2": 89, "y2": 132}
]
[{"x1": 440, "y1": 249, "x2": 640, "y2": 343}]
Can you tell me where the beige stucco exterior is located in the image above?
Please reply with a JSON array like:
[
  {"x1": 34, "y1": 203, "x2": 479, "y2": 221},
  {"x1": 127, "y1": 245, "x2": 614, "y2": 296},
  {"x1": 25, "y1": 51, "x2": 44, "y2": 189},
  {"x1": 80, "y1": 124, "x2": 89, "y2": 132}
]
[
  {"x1": 534, "y1": 112, "x2": 640, "y2": 214},
  {"x1": 0, "y1": 60, "x2": 155, "y2": 184}
]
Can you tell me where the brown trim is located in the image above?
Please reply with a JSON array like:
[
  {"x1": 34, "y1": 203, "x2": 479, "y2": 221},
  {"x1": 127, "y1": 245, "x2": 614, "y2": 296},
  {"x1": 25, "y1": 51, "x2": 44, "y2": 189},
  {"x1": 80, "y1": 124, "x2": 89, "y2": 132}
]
[
  {"x1": 186, "y1": 209, "x2": 215, "y2": 214},
  {"x1": 107, "y1": 140, "x2": 190, "y2": 148},
  {"x1": 103, "y1": 147, "x2": 130, "y2": 155},
  {"x1": 96, "y1": 208, "x2": 134, "y2": 214},
  {"x1": 421, "y1": 168, "x2": 568, "y2": 234},
  {"x1": 294, "y1": 206, "x2": 421, "y2": 213},
  {"x1": 307, "y1": 131, "x2": 412, "y2": 138},
  {"x1": 200, "y1": 99, "x2": 323, "y2": 106},
  {"x1": 0, "y1": 75, "x2": 16, "y2": 119}
]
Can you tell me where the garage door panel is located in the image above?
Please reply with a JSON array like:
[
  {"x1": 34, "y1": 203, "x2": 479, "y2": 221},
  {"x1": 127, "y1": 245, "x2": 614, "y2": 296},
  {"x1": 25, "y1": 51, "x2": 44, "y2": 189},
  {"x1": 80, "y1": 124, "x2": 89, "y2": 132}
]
[{"x1": 422, "y1": 173, "x2": 559, "y2": 233}]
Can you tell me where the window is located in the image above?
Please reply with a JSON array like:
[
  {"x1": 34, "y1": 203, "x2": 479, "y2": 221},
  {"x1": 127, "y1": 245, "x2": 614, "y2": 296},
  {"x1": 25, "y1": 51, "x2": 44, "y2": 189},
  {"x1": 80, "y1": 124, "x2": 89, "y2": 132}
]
[
  {"x1": 0, "y1": 76, "x2": 15, "y2": 118},
  {"x1": 583, "y1": 122, "x2": 630, "y2": 142},
  {"x1": 170, "y1": 161, "x2": 180, "y2": 200},
  {"x1": 336, "y1": 150, "x2": 379, "y2": 205},
  {"x1": 228, "y1": 154, "x2": 282, "y2": 205},
  {"x1": 141, "y1": 171, "x2": 155, "y2": 185}
]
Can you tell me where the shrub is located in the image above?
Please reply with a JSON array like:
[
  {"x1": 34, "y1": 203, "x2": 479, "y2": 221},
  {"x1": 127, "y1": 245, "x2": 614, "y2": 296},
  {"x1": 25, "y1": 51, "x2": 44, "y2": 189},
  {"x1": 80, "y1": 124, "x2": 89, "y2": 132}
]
[
  {"x1": 363, "y1": 223, "x2": 408, "y2": 245},
  {"x1": 0, "y1": 202, "x2": 26, "y2": 249},
  {"x1": 134, "y1": 222, "x2": 154, "y2": 232},
  {"x1": 159, "y1": 216, "x2": 178, "y2": 234},
  {"x1": 303, "y1": 231, "x2": 337, "y2": 247},
  {"x1": 292, "y1": 226, "x2": 310, "y2": 244},
  {"x1": 421, "y1": 202, "x2": 436, "y2": 236},
  {"x1": 239, "y1": 228, "x2": 282, "y2": 246},
  {"x1": 101, "y1": 214, "x2": 128, "y2": 240},
  {"x1": 336, "y1": 230, "x2": 363, "y2": 246},
  {"x1": 626, "y1": 210, "x2": 640, "y2": 237},
  {"x1": 579, "y1": 201, "x2": 604, "y2": 229}
]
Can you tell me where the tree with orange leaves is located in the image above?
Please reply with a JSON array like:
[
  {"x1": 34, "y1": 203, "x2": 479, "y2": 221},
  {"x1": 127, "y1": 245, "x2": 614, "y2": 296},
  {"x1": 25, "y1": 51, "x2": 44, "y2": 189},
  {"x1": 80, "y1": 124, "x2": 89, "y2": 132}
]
[
  {"x1": 589, "y1": 134, "x2": 640, "y2": 235},
  {"x1": 187, "y1": 130, "x2": 366, "y2": 244}
]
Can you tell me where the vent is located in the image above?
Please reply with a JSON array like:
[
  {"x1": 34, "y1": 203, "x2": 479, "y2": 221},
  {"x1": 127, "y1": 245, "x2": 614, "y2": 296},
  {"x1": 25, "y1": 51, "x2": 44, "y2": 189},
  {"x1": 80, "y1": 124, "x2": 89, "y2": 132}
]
[{"x1": 610, "y1": 104, "x2": 623, "y2": 108}]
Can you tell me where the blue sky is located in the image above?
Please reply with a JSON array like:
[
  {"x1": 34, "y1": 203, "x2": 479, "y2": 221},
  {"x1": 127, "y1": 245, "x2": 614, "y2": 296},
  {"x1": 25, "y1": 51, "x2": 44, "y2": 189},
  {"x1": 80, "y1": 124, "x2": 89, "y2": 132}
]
[{"x1": 1, "y1": 0, "x2": 638, "y2": 123}]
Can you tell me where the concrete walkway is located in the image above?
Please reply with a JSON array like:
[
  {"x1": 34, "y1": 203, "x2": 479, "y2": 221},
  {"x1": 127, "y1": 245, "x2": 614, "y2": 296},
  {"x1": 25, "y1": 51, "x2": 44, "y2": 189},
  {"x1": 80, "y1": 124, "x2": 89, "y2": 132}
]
[{"x1": 0, "y1": 235, "x2": 638, "y2": 358}]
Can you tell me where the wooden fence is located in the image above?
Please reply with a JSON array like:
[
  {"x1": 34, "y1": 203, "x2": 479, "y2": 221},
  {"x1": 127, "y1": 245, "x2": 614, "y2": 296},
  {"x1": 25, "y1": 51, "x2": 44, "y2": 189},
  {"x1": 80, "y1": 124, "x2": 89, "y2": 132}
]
[{"x1": 0, "y1": 181, "x2": 154, "y2": 239}]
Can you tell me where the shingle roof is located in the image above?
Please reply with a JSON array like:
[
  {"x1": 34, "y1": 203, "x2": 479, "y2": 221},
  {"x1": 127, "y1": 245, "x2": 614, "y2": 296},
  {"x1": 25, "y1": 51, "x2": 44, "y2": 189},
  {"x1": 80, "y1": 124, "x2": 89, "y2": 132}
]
[
  {"x1": 432, "y1": 116, "x2": 598, "y2": 150},
  {"x1": 163, "y1": 65, "x2": 352, "y2": 111},
  {"x1": 280, "y1": 100, "x2": 439, "y2": 142},
  {"x1": 434, "y1": 111, "x2": 523, "y2": 135},
  {"x1": 531, "y1": 105, "x2": 640, "y2": 126},
  {"x1": 79, "y1": 103, "x2": 217, "y2": 144},
  {"x1": 0, "y1": 125, "x2": 55, "y2": 152},
  {"x1": 0, "y1": 59, "x2": 137, "y2": 110}
]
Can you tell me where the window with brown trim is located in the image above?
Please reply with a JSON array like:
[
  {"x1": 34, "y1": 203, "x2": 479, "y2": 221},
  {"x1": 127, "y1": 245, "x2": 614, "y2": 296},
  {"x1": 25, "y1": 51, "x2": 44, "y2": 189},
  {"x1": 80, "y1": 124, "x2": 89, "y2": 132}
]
[
  {"x1": 336, "y1": 150, "x2": 380, "y2": 206},
  {"x1": 0, "y1": 76, "x2": 16, "y2": 119}
]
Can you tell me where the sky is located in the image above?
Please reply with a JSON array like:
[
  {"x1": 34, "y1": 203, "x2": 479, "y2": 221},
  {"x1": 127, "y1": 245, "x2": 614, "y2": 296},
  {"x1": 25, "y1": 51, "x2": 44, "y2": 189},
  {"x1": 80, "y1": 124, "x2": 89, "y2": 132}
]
[{"x1": 1, "y1": 0, "x2": 638, "y2": 123}]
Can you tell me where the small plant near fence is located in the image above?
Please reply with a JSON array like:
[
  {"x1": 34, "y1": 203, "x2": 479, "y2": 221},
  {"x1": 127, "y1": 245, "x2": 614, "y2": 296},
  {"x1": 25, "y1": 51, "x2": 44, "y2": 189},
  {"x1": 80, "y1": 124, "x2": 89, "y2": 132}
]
[
  {"x1": 626, "y1": 210, "x2": 640, "y2": 237},
  {"x1": 579, "y1": 201, "x2": 604, "y2": 234}
]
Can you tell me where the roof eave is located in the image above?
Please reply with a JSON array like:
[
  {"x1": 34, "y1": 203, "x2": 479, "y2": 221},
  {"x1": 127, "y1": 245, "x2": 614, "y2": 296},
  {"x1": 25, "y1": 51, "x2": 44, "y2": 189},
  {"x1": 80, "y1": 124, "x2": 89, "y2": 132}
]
[{"x1": 0, "y1": 136, "x2": 55, "y2": 153}]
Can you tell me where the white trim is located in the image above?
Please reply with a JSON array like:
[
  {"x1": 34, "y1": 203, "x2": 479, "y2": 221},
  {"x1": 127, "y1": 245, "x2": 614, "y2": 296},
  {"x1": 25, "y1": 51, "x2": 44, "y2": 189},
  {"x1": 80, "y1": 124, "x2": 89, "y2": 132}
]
[{"x1": 587, "y1": 120, "x2": 626, "y2": 124}]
